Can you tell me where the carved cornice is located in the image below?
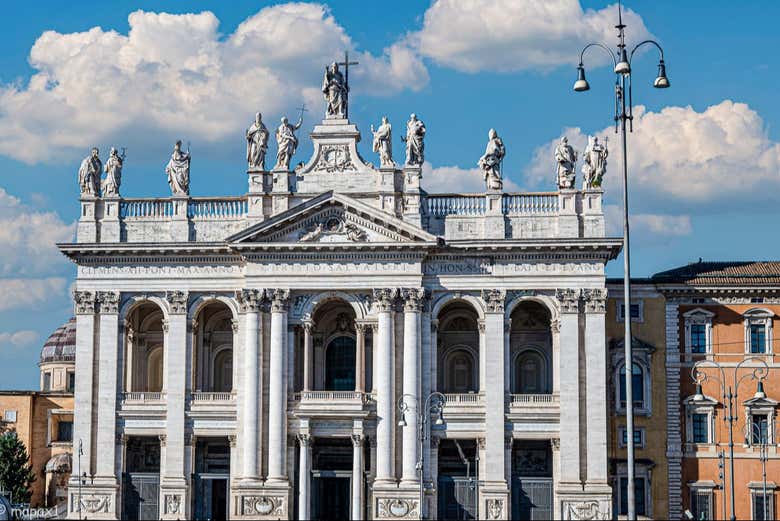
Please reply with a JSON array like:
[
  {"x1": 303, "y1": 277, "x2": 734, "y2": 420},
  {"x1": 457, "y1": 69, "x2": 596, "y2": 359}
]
[
  {"x1": 556, "y1": 288, "x2": 581, "y2": 314},
  {"x1": 96, "y1": 290, "x2": 120, "y2": 314},
  {"x1": 236, "y1": 289, "x2": 265, "y2": 313},
  {"x1": 481, "y1": 289, "x2": 506, "y2": 313},
  {"x1": 372, "y1": 288, "x2": 398, "y2": 312},
  {"x1": 401, "y1": 288, "x2": 427, "y2": 312},
  {"x1": 73, "y1": 290, "x2": 97, "y2": 315},
  {"x1": 269, "y1": 288, "x2": 291, "y2": 313},
  {"x1": 165, "y1": 290, "x2": 188, "y2": 314},
  {"x1": 582, "y1": 288, "x2": 608, "y2": 314}
]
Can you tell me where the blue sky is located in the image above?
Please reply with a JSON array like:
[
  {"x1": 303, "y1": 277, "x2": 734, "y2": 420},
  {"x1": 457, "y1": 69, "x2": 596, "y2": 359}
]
[{"x1": 1, "y1": 0, "x2": 779, "y2": 389}]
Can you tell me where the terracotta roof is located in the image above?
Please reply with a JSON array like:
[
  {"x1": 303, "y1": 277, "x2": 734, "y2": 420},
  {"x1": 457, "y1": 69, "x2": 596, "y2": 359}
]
[
  {"x1": 40, "y1": 317, "x2": 76, "y2": 365},
  {"x1": 652, "y1": 261, "x2": 780, "y2": 286}
]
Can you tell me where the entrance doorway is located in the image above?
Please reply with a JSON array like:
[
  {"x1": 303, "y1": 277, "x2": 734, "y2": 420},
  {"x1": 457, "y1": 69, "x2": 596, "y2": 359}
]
[
  {"x1": 311, "y1": 471, "x2": 350, "y2": 521},
  {"x1": 437, "y1": 439, "x2": 478, "y2": 520},
  {"x1": 122, "y1": 437, "x2": 161, "y2": 520},
  {"x1": 193, "y1": 438, "x2": 230, "y2": 521},
  {"x1": 511, "y1": 440, "x2": 553, "y2": 520}
]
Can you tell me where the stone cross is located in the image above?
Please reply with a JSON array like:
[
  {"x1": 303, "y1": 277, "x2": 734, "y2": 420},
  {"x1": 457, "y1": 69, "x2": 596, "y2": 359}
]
[{"x1": 337, "y1": 51, "x2": 359, "y2": 118}]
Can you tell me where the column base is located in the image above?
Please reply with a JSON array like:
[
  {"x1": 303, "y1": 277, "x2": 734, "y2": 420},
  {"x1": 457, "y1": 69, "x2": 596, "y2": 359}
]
[
  {"x1": 373, "y1": 486, "x2": 420, "y2": 520},
  {"x1": 160, "y1": 478, "x2": 189, "y2": 520},
  {"x1": 66, "y1": 481, "x2": 120, "y2": 520},
  {"x1": 557, "y1": 488, "x2": 612, "y2": 521},
  {"x1": 480, "y1": 482, "x2": 509, "y2": 520},
  {"x1": 231, "y1": 482, "x2": 291, "y2": 520}
]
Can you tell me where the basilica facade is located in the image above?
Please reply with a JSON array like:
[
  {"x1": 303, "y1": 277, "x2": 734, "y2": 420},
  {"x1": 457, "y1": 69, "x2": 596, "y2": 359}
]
[{"x1": 62, "y1": 73, "x2": 619, "y2": 520}]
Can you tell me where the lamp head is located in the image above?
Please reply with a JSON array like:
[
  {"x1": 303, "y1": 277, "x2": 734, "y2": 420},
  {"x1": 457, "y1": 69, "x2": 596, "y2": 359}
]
[
  {"x1": 692, "y1": 383, "x2": 704, "y2": 402},
  {"x1": 614, "y1": 47, "x2": 631, "y2": 74},
  {"x1": 754, "y1": 380, "x2": 766, "y2": 400},
  {"x1": 434, "y1": 415, "x2": 444, "y2": 426},
  {"x1": 573, "y1": 64, "x2": 590, "y2": 92},
  {"x1": 653, "y1": 59, "x2": 670, "y2": 88},
  {"x1": 398, "y1": 414, "x2": 407, "y2": 428}
]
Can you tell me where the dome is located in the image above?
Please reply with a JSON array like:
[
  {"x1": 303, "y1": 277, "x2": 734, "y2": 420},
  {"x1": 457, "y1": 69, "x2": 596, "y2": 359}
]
[{"x1": 40, "y1": 318, "x2": 76, "y2": 365}]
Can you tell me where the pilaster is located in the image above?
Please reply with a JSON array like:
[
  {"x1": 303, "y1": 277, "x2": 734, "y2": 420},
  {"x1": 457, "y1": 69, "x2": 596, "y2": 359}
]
[
  {"x1": 95, "y1": 291, "x2": 120, "y2": 487},
  {"x1": 373, "y1": 288, "x2": 398, "y2": 486},
  {"x1": 267, "y1": 288, "x2": 290, "y2": 483},
  {"x1": 556, "y1": 288, "x2": 582, "y2": 488},
  {"x1": 236, "y1": 289, "x2": 264, "y2": 483},
  {"x1": 400, "y1": 288, "x2": 424, "y2": 486}
]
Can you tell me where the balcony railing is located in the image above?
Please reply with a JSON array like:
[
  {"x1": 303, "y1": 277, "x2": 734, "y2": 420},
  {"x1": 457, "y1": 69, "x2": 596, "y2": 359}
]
[
  {"x1": 121, "y1": 391, "x2": 165, "y2": 403},
  {"x1": 442, "y1": 393, "x2": 483, "y2": 405},
  {"x1": 188, "y1": 197, "x2": 248, "y2": 219},
  {"x1": 190, "y1": 391, "x2": 235, "y2": 402},
  {"x1": 426, "y1": 193, "x2": 559, "y2": 217},
  {"x1": 293, "y1": 390, "x2": 370, "y2": 403},
  {"x1": 120, "y1": 199, "x2": 174, "y2": 219},
  {"x1": 509, "y1": 393, "x2": 559, "y2": 406},
  {"x1": 502, "y1": 193, "x2": 559, "y2": 215}
]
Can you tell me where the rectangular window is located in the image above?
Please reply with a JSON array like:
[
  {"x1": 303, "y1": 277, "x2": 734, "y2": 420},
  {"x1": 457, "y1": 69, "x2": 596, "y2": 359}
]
[
  {"x1": 43, "y1": 372, "x2": 51, "y2": 391},
  {"x1": 66, "y1": 372, "x2": 75, "y2": 393},
  {"x1": 753, "y1": 493, "x2": 774, "y2": 521},
  {"x1": 752, "y1": 414, "x2": 770, "y2": 445},
  {"x1": 619, "y1": 477, "x2": 647, "y2": 516},
  {"x1": 692, "y1": 413, "x2": 709, "y2": 443},
  {"x1": 3, "y1": 410, "x2": 17, "y2": 423},
  {"x1": 692, "y1": 489, "x2": 713, "y2": 520},
  {"x1": 621, "y1": 428, "x2": 643, "y2": 447},
  {"x1": 56, "y1": 421, "x2": 73, "y2": 442},
  {"x1": 751, "y1": 324, "x2": 767, "y2": 353},
  {"x1": 690, "y1": 324, "x2": 707, "y2": 353},
  {"x1": 619, "y1": 303, "x2": 641, "y2": 321}
]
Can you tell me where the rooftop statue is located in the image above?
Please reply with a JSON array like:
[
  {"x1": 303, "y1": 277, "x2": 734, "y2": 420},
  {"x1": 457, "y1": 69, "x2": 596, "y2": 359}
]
[
  {"x1": 166, "y1": 140, "x2": 191, "y2": 196},
  {"x1": 78, "y1": 147, "x2": 102, "y2": 197},
  {"x1": 479, "y1": 128, "x2": 506, "y2": 191},
  {"x1": 582, "y1": 136, "x2": 608, "y2": 190},
  {"x1": 555, "y1": 136, "x2": 577, "y2": 189},
  {"x1": 371, "y1": 116, "x2": 393, "y2": 168},
  {"x1": 246, "y1": 112, "x2": 269, "y2": 170},
  {"x1": 401, "y1": 113, "x2": 426, "y2": 166},
  {"x1": 322, "y1": 62, "x2": 348, "y2": 119},
  {"x1": 102, "y1": 147, "x2": 125, "y2": 197},
  {"x1": 275, "y1": 115, "x2": 303, "y2": 171}
]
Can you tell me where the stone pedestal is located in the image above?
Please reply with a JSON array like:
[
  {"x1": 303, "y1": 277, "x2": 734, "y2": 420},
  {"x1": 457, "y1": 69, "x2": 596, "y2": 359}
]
[
  {"x1": 557, "y1": 189, "x2": 579, "y2": 238},
  {"x1": 231, "y1": 485, "x2": 290, "y2": 520},
  {"x1": 581, "y1": 188, "x2": 604, "y2": 237},
  {"x1": 402, "y1": 166, "x2": 422, "y2": 226},
  {"x1": 378, "y1": 166, "x2": 400, "y2": 215},
  {"x1": 372, "y1": 487, "x2": 420, "y2": 521},
  {"x1": 484, "y1": 190, "x2": 505, "y2": 239},
  {"x1": 99, "y1": 196, "x2": 121, "y2": 242},
  {"x1": 480, "y1": 487, "x2": 510, "y2": 520},
  {"x1": 78, "y1": 196, "x2": 98, "y2": 243},
  {"x1": 170, "y1": 196, "x2": 189, "y2": 241},
  {"x1": 271, "y1": 169, "x2": 293, "y2": 215},
  {"x1": 247, "y1": 168, "x2": 267, "y2": 223},
  {"x1": 67, "y1": 482, "x2": 120, "y2": 520}
]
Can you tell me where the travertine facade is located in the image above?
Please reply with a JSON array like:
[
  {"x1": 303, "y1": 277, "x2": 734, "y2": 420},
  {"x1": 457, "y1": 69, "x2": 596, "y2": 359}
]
[{"x1": 60, "y1": 91, "x2": 620, "y2": 519}]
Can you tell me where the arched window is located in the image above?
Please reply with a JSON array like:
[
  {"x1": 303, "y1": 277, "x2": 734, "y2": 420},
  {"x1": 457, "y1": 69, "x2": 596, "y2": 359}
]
[
  {"x1": 444, "y1": 349, "x2": 476, "y2": 393},
  {"x1": 325, "y1": 336, "x2": 356, "y2": 390},
  {"x1": 515, "y1": 351, "x2": 549, "y2": 394},
  {"x1": 619, "y1": 363, "x2": 645, "y2": 409},
  {"x1": 147, "y1": 346, "x2": 164, "y2": 392},
  {"x1": 212, "y1": 348, "x2": 233, "y2": 392}
]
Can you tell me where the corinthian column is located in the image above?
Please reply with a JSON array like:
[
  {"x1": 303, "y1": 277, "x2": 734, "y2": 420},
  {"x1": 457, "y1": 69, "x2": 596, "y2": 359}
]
[
  {"x1": 95, "y1": 291, "x2": 120, "y2": 480},
  {"x1": 267, "y1": 288, "x2": 290, "y2": 482},
  {"x1": 303, "y1": 319, "x2": 314, "y2": 392},
  {"x1": 583, "y1": 288, "x2": 609, "y2": 488},
  {"x1": 236, "y1": 289, "x2": 264, "y2": 482},
  {"x1": 556, "y1": 288, "x2": 582, "y2": 487},
  {"x1": 373, "y1": 288, "x2": 397, "y2": 484},
  {"x1": 71, "y1": 291, "x2": 97, "y2": 478},
  {"x1": 351, "y1": 434, "x2": 365, "y2": 520},
  {"x1": 298, "y1": 434, "x2": 312, "y2": 520},
  {"x1": 401, "y1": 288, "x2": 424, "y2": 485}
]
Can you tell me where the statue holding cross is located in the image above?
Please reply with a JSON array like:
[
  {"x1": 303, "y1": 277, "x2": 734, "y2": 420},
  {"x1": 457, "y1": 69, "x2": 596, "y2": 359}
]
[{"x1": 322, "y1": 52, "x2": 358, "y2": 119}]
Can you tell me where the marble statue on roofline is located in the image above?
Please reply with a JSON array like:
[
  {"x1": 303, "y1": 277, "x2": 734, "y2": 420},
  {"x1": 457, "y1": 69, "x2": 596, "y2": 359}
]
[
  {"x1": 166, "y1": 140, "x2": 191, "y2": 196},
  {"x1": 78, "y1": 147, "x2": 102, "y2": 197},
  {"x1": 275, "y1": 116, "x2": 303, "y2": 171},
  {"x1": 322, "y1": 62, "x2": 348, "y2": 119},
  {"x1": 371, "y1": 116, "x2": 393, "y2": 168},
  {"x1": 582, "y1": 135, "x2": 608, "y2": 190},
  {"x1": 246, "y1": 112, "x2": 269, "y2": 170},
  {"x1": 102, "y1": 147, "x2": 124, "y2": 197},
  {"x1": 402, "y1": 113, "x2": 426, "y2": 166},
  {"x1": 479, "y1": 128, "x2": 505, "y2": 191},
  {"x1": 555, "y1": 136, "x2": 577, "y2": 189}
]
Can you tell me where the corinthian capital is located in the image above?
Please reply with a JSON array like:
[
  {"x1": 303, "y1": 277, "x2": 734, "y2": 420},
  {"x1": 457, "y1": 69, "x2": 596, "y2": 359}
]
[
  {"x1": 481, "y1": 289, "x2": 506, "y2": 313},
  {"x1": 556, "y1": 288, "x2": 581, "y2": 314},
  {"x1": 236, "y1": 289, "x2": 265, "y2": 313},
  {"x1": 269, "y1": 289, "x2": 290, "y2": 313},
  {"x1": 96, "y1": 291, "x2": 120, "y2": 314},
  {"x1": 582, "y1": 288, "x2": 608, "y2": 314},
  {"x1": 73, "y1": 290, "x2": 97, "y2": 315},
  {"x1": 166, "y1": 290, "x2": 189, "y2": 315},
  {"x1": 401, "y1": 288, "x2": 427, "y2": 312},
  {"x1": 372, "y1": 288, "x2": 398, "y2": 312}
]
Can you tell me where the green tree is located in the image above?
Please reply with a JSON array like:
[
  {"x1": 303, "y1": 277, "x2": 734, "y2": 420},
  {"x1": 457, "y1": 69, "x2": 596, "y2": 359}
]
[{"x1": 0, "y1": 431, "x2": 35, "y2": 504}]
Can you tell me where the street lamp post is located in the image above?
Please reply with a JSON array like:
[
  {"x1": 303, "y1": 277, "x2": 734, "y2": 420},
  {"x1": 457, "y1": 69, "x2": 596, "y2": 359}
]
[
  {"x1": 745, "y1": 422, "x2": 769, "y2": 521},
  {"x1": 398, "y1": 391, "x2": 446, "y2": 520},
  {"x1": 572, "y1": 3, "x2": 670, "y2": 519},
  {"x1": 691, "y1": 357, "x2": 770, "y2": 521}
]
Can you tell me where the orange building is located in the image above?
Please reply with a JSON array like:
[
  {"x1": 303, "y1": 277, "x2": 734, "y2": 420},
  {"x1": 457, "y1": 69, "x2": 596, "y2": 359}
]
[
  {"x1": 655, "y1": 261, "x2": 780, "y2": 520},
  {"x1": 0, "y1": 319, "x2": 75, "y2": 511}
]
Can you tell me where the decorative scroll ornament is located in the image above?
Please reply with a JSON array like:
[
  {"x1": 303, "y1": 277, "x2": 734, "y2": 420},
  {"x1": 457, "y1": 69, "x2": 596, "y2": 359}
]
[
  {"x1": 298, "y1": 216, "x2": 367, "y2": 243},
  {"x1": 79, "y1": 495, "x2": 111, "y2": 514},
  {"x1": 236, "y1": 289, "x2": 264, "y2": 313},
  {"x1": 486, "y1": 499, "x2": 503, "y2": 520},
  {"x1": 73, "y1": 290, "x2": 97, "y2": 315},
  {"x1": 96, "y1": 291, "x2": 120, "y2": 314},
  {"x1": 378, "y1": 498, "x2": 419, "y2": 519},
  {"x1": 556, "y1": 288, "x2": 581, "y2": 314},
  {"x1": 582, "y1": 288, "x2": 608, "y2": 313},
  {"x1": 242, "y1": 496, "x2": 286, "y2": 517},
  {"x1": 481, "y1": 289, "x2": 506, "y2": 313},
  {"x1": 165, "y1": 290, "x2": 188, "y2": 314},
  {"x1": 401, "y1": 288, "x2": 427, "y2": 312},
  {"x1": 313, "y1": 144, "x2": 357, "y2": 173},
  {"x1": 567, "y1": 501, "x2": 606, "y2": 520},
  {"x1": 373, "y1": 288, "x2": 398, "y2": 312},
  {"x1": 269, "y1": 288, "x2": 290, "y2": 312}
]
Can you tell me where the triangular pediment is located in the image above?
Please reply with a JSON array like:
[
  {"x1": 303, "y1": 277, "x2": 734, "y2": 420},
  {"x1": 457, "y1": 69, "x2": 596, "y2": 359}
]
[{"x1": 227, "y1": 191, "x2": 438, "y2": 246}]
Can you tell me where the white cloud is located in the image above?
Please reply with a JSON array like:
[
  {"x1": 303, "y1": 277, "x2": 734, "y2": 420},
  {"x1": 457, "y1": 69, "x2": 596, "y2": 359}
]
[
  {"x1": 0, "y1": 4, "x2": 428, "y2": 164},
  {"x1": 525, "y1": 100, "x2": 780, "y2": 203},
  {"x1": 604, "y1": 205, "x2": 692, "y2": 238},
  {"x1": 421, "y1": 162, "x2": 522, "y2": 194},
  {"x1": 0, "y1": 188, "x2": 75, "y2": 276},
  {"x1": 410, "y1": 0, "x2": 652, "y2": 73},
  {"x1": 0, "y1": 278, "x2": 68, "y2": 311},
  {"x1": 0, "y1": 330, "x2": 38, "y2": 349}
]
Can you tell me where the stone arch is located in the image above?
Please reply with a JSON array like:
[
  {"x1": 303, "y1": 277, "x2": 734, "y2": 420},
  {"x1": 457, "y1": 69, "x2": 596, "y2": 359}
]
[
  {"x1": 120, "y1": 295, "x2": 169, "y2": 324},
  {"x1": 504, "y1": 294, "x2": 559, "y2": 324},
  {"x1": 298, "y1": 291, "x2": 369, "y2": 321},
  {"x1": 188, "y1": 294, "x2": 239, "y2": 323},
  {"x1": 431, "y1": 293, "x2": 486, "y2": 321}
]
